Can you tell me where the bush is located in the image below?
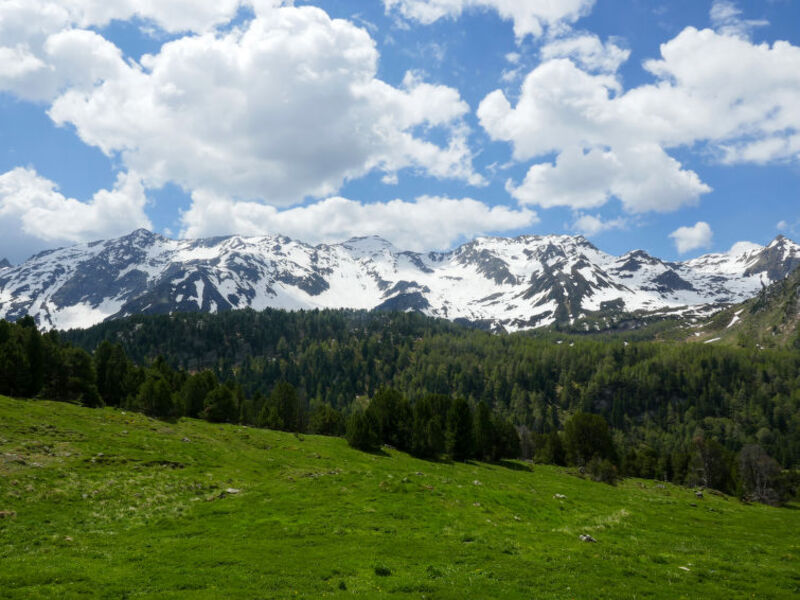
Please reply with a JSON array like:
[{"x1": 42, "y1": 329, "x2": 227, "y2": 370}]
[
  {"x1": 587, "y1": 457, "x2": 618, "y2": 485},
  {"x1": 346, "y1": 411, "x2": 379, "y2": 451}
]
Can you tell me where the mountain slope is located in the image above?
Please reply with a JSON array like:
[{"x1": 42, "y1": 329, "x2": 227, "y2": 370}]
[
  {"x1": 2, "y1": 395, "x2": 798, "y2": 599},
  {"x1": 689, "y1": 258, "x2": 800, "y2": 348},
  {"x1": 1, "y1": 229, "x2": 799, "y2": 331}
]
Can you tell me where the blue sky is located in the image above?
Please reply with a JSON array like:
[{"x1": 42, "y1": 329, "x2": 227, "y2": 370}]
[{"x1": 0, "y1": 0, "x2": 798, "y2": 263}]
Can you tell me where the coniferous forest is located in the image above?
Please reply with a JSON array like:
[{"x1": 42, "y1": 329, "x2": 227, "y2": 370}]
[{"x1": 2, "y1": 308, "x2": 798, "y2": 505}]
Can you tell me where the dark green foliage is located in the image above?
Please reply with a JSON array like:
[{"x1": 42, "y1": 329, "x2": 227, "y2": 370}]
[
  {"x1": 346, "y1": 411, "x2": 379, "y2": 451},
  {"x1": 536, "y1": 432, "x2": 566, "y2": 466},
  {"x1": 203, "y1": 385, "x2": 238, "y2": 423},
  {"x1": 492, "y1": 416, "x2": 521, "y2": 461},
  {"x1": 308, "y1": 402, "x2": 345, "y2": 436},
  {"x1": 180, "y1": 371, "x2": 218, "y2": 418},
  {"x1": 259, "y1": 381, "x2": 303, "y2": 432},
  {"x1": 134, "y1": 371, "x2": 173, "y2": 418},
  {"x1": 94, "y1": 341, "x2": 131, "y2": 407},
  {"x1": 563, "y1": 412, "x2": 616, "y2": 467},
  {"x1": 738, "y1": 444, "x2": 784, "y2": 505},
  {"x1": 587, "y1": 457, "x2": 619, "y2": 485},
  {"x1": 446, "y1": 397, "x2": 474, "y2": 461},
  {"x1": 366, "y1": 387, "x2": 412, "y2": 451},
  {"x1": 687, "y1": 436, "x2": 736, "y2": 494},
  {"x1": 410, "y1": 394, "x2": 448, "y2": 459},
  {"x1": 473, "y1": 401, "x2": 494, "y2": 461},
  {"x1": 51, "y1": 347, "x2": 103, "y2": 407}
]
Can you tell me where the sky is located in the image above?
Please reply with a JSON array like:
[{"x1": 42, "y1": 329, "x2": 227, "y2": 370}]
[{"x1": 0, "y1": 0, "x2": 799, "y2": 264}]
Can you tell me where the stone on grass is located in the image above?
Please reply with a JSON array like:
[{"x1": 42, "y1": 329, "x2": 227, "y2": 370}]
[
  {"x1": 553, "y1": 493, "x2": 567, "y2": 500},
  {"x1": 579, "y1": 534, "x2": 597, "y2": 543}
]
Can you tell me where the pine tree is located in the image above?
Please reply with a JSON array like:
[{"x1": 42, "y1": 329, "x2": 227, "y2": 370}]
[
  {"x1": 446, "y1": 397, "x2": 474, "y2": 461},
  {"x1": 346, "y1": 411, "x2": 379, "y2": 451},
  {"x1": 203, "y1": 386, "x2": 238, "y2": 423},
  {"x1": 473, "y1": 401, "x2": 494, "y2": 461}
]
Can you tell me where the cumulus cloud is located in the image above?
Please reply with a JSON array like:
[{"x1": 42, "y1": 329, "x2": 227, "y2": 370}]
[
  {"x1": 478, "y1": 26, "x2": 800, "y2": 213},
  {"x1": 0, "y1": 0, "x2": 267, "y2": 101},
  {"x1": 382, "y1": 0, "x2": 595, "y2": 39},
  {"x1": 45, "y1": 5, "x2": 480, "y2": 205},
  {"x1": 571, "y1": 213, "x2": 627, "y2": 236},
  {"x1": 507, "y1": 144, "x2": 709, "y2": 213},
  {"x1": 181, "y1": 193, "x2": 537, "y2": 251},
  {"x1": 540, "y1": 33, "x2": 630, "y2": 73},
  {"x1": 0, "y1": 167, "x2": 151, "y2": 261},
  {"x1": 670, "y1": 221, "x2": 713, "y2": 254}
]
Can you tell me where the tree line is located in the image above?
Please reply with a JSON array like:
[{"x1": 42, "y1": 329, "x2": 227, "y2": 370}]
[{"x1": 3, "y1": 308, "x2": 797, "y2": 504}]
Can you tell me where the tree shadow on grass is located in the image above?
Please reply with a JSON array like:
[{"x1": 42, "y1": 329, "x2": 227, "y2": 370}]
[{"x1": 495, "y1": 459, "x2": 534, "y2": 473}]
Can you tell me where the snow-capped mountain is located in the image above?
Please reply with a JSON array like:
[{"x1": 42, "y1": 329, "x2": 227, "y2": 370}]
[{"x1": 1, "y1": 229, "x2": 799, "y2": 331}]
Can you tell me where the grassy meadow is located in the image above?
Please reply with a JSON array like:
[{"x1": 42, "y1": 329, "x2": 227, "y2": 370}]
[{"x1": 1, "y1": 395, "x2": 798, "y2": 599}]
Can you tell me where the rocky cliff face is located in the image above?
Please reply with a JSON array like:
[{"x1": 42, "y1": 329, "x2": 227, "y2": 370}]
[{"x1": 1, "y1": 229, "x2": 798, "y2": 331}]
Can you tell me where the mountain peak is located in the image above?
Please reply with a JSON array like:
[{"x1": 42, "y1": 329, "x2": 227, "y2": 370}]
[
  {"x1": 121, "y1": 228, "x2": 161, "y2": 243},
  {"x1": 340, "y1": 235, "x2": 395, "y2": 254},
  {"x1": 769, "y1": 234, "x2": 786, "y2": 247}
]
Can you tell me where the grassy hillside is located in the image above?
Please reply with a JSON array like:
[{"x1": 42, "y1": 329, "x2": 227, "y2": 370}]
[
  {"x1": 1, "y1": 397, "x2": 798, "y2": 599},
  {"x1": 689, "y1": 268, "x2": 800, "y2": 348}
]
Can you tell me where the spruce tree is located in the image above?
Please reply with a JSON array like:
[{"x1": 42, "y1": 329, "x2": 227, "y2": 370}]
[{"x1": 445, "y1": 397, "x2": 474, "y2": 461}]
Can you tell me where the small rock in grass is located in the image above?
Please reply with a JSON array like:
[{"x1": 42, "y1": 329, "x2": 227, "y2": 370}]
[
  {"x1": 473, "y1": 480, "x2": 482, "y2": 486},
  {"x1": 64, "y1": 536, "x2": 73, "y2": 542},
  {"x1": 182, "y1": 438, "x2": 191, "y2": 443},
  {"x1": 695, "y1": 490, "x2": 703, "y2": 499},
  {"x1": 553, "y1": 493, "x2": 567, "y2": 500},
  {"x1": 579, "y1": 534, "x2": 597, "y2": 543},
  {"x1": 225, "y1": 488, "x2": 241, "y2": 495},
  {"x1": 473, "y1": 502, "x2": 481, "y2": 507}
]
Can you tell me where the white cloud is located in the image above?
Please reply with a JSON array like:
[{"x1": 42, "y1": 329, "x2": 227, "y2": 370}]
[
  {"x1": 0, "y1": 0, "x2": 262, "y2": 101},
  {"x1": 181, "y1": 193, "x2": 537, "y2": 251},
  {"x1": 540, "y1": 33, "x2": 630, "y2": 73},
  {"x1": 478, "y1": 26, "x2": 800, "y2": 213},
  {"x1": 507, "y1": 144, "x2": 709, "y2": 213},
  {"x1": 777, "y1": 220, "x2": 789, "y2": 231},
  {"x1": 669, "y1": 221, "x2": 713, "y2": 254},
  {"x1": 0, "y1": 167, "x2": 150, "y2": 261},
  {"x1": 382, "y1": 0, "x2": 595, "y2": 39},
  {"x1": 571, "y1": 213, "x2": 627, "y2": 236},
  {"x1": 710, "y1": 1, "x2": 768, "y2": 40},
  {"x1": 45, "y1": 5, "x2": 480, "y2": 205}
]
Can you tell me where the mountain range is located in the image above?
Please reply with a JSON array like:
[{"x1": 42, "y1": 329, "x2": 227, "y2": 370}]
[{"x1": 1, "y1": 229, "x2": 799, "y2": 331}]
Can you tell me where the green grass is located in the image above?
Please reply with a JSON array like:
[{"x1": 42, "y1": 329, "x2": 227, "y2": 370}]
[{"x1": 1, "y1": 396, "x2": 798, "y2": 599}]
